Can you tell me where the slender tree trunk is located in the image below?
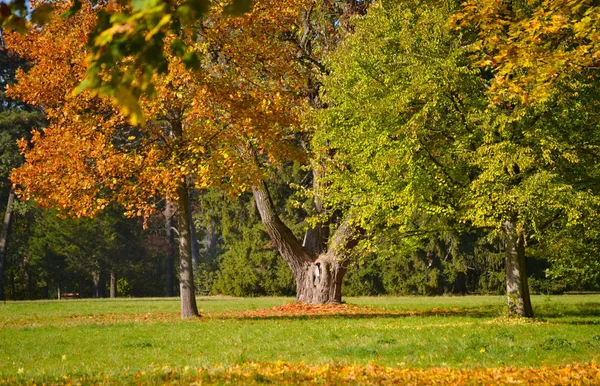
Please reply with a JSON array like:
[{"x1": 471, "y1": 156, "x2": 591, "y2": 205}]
[
  {"x1": 176, "y1": 183, "x2": 200, "y2": 318},
  {"x1": 187, "y1": 194, "x2": 201, "y2": 267},
  {"x1": 92, "y1": 271, "x2": 100, "y2": 298},
  {"x1": 164, "y1": 200, "x2": 176, "y2": 297},
  {"x1": 503, "y1": 220, "x2": 533, "y2": 317},
  {"x1": 252, "y1": 181, "x2": 357, "y2": 304},
  {"x1": 110, "y1": 270, "x2": 117, "y2": 298},
  {"x1": 0, "y1": 189, "x2": 15, "y2": 301}
]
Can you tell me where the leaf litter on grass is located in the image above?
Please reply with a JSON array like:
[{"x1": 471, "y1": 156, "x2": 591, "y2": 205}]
[
  {"x1": 1, "y1": 361, "x2": 598, "y2": 385},
  {"x1": 1, "y1": 302, "x2": 545, "y2": 327}
]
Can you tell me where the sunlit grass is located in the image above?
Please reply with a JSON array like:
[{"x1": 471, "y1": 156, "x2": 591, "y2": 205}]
[{"x1": 0, "y1": 295, "x2": 598, "y2": 384}]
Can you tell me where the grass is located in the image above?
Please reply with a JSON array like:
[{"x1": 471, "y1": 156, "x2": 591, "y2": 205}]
[{"x1": 0, "y1": 295, "x2": 599, "y2": 384}]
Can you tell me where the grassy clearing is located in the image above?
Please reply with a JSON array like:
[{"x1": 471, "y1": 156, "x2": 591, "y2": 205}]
[{"x1": 0, "y1": 295, "x2": 598, "y2": 384}]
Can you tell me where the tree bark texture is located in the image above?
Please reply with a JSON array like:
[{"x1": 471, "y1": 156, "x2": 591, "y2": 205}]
[
  {"x1": 110, "y1": 270, "x2": 117, "y2": 298},
  {"x1": 503, "y1": 220, "x2": 534, "y2": 317},
  {"x1": 0, "y1": 189, "x2": 15, "y2": 301},
  {"x1": 187, "y1": 195, "x2": 201, "y2": 267},
  {"x1": 163, "y1": 200, "x2": 176, "y2": 297},
  {"x1": 253, "y1": 181, "x2": 357, "y2": 304},
  {"x1": 176, "y1": 184, "x2": 200, "y2": 318}
]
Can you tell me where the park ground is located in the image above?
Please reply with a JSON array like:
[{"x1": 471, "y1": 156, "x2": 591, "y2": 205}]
[{"x1": 0, "y1": 295, "x2": 599, "y2": 384}]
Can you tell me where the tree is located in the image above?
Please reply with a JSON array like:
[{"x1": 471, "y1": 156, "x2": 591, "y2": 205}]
[
  {"x1": 249, "y1": 0, "x2": 374, "y2": 304},
  {"x1": 6, "y1": 0, "x2": 305, "y2": 317},
  {"x1": 317, "y1": 0, "x2": 600, "y2": 316}
]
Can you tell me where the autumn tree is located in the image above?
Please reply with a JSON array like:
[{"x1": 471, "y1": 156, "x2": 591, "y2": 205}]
[{"x1": 7, "y1": 0, "x2": 305, "y2": 317}]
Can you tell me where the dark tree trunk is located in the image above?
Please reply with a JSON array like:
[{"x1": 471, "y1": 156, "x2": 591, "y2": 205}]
[
  {"x1": 163, "y1": 200, "x2": 176, "y2": 297},
  {"x1": 110, "y1": 270, "x2": 117, "y2": 298},
  {"x1": 176, "y1": 183, "x2": 200, "y2": 318},
  {"x1": 253, "y1": 181, "x2": 357, "y2": 304},
  {"x1": 0, "y1": 189, "x2": 15, "y2": 301},
  {"x1": 503, "y1": 220, "x2": 533, "y2": 317},
  {"x1": 98, "y1": 273, "x2": 106, "y2": 298}
]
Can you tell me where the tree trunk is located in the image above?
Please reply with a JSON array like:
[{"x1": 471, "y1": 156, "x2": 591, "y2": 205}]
[
  {"x1": 252, "y1": 181, "x2": 357, "y2": 304},
  {"x1": 110, "y1": 270, "x2": 117, "y2": 298},
  {"x1": 176, "y1": 183, "x2": 200, "y2": 318},
  {"x1": 503, "y1": 220, "x2": 533, "y2": 317},
  {"x1": 92, "y1": 271, "x2": 100, "y2": 298},
  {"x1": 187, "y1": 194, "x2": 201, "y2": 266},
  {"x1": 0, "y1": 189, "x2": 15, "y2": 301},
  {"x1": 163, "y1": 200, "x2": 176, "y2": 297}
]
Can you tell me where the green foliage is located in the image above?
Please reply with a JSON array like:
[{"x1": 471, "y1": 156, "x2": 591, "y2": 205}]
[
  {"x1": 210, "y1": 190, "x2": 295, "y2": 297},
  {"x1": 0, "y1": 110, "x2": 44, "y2": 184},
  {"x1": 317, "y1": 0, "x2": 600, "y2": 298},
  {"x1": 1, "y1": 205, "x2": 153, "y2": 299}
]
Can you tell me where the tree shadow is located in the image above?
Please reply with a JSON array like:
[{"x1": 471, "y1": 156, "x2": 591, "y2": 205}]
[
  {"x1": 534, "y1": 303, "x2": 600, "y2": 325},
  {"x1": 207, "y1": 307, "x2": 497, "y2": 321}
]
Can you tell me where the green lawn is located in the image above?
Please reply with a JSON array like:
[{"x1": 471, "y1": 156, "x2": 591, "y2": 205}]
[{"x1": 0, "y1": 295, "x2": 598, "y2": 384}]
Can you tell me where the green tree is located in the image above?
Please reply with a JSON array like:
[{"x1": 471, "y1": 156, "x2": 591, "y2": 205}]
[{"x1": 317, "y1": 0, "x2": 600, "y2": 316}]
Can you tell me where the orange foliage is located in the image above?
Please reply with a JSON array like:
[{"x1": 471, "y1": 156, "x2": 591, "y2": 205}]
[
  {"x1": 6, "y1": 0, "x2": 308, "y2": 219},
  {"x1": 452, "y1": 0, "x2": 600, "y2": 104},
  {"x1": 194, "y1": 361, "x2": 600, "y2": 385}
]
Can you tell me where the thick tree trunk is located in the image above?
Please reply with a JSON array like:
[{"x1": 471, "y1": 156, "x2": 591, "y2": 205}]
[
  {"x1": 110, "y1": 270, "x2": 117, "y2": 298},
  {"x1": 176, "y1": 183, "x2": 200, "y2": 319},
  {"x1": 163, "y1": 200, "x2": 176, "y2": 297},
  {"x1": 503, "y1": 220, "x2": 533, "y2": 317},
  {"x1": 253, "y1": 181, "x2": 356, "y2": 304},
  {"x1": 0, "y1": 189, "x2": 15, "y2": 301}
]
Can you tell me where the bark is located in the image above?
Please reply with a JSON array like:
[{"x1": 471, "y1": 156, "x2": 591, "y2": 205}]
[
  {"x1": 176, "y1": 183, "x2": 200, "y2": 318},
  {"x1": 163, "y1": 200, "x2": 176, "y2": 297},
  {"x1": 187, "y1": 197, "x2": 201, "y2": 267},
  {"x1": 252, "y1": 181, "x2": 358, "y2": 304},
  {"x1": 110, "y1": 270, "x2": 117, "y2": 298},
  {"x1": 92, "y1": 271, "x2": 100, "y2": 298},
  {"x1": 0, "y1": 189, "x2": 15, "y2": 301},
  {"x1": 503, "y1": 220, "x2": 534, "y2": 317}
]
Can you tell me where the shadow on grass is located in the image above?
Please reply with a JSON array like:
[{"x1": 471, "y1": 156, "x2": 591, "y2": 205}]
[
  {"x1": 208, "y1": 307, "x2": 498, "y2": 321},
  {"x1": 535, "y1": 303, "x2": 600, "y2": 324}
]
